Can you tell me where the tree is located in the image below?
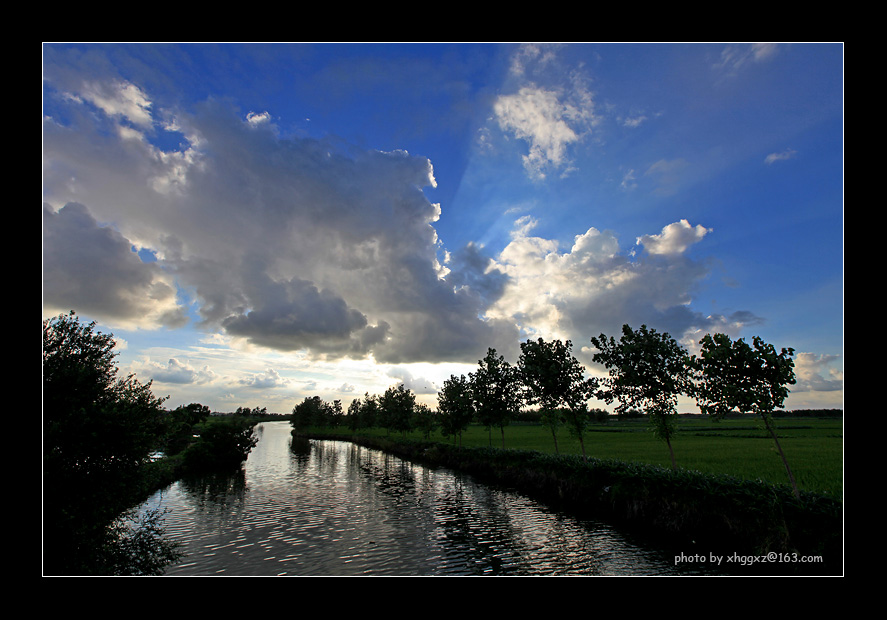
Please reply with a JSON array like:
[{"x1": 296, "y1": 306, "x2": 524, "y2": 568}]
[
  {"x1": 164, "y1": 403, "x2": 211, "y2": 455},
  {"x1": 347, "y1": 398, "x2": 363, "y2": 431},
  {"x1": 470, "y1": 348, "x2": 522, "y2": 448},
  {"x1": 412, "y1": 403, "x2": 437, "y2": 439},
  {"x1": 689, "y1": 333, "x2": 801, "y2": 498},
  {"x1": 380, "y1": 384, "x2": 416, "y2": 436},
  {"x1": 291, "y1": 396, "x2": 327, "y2": 431},
  {"x1": 590, "y1": 324, "x2": 689, "y2": 469},
  {"x1": 360, "y1": 392, "x2": 379, "y2": 429},
  {"x1": 518, "y1": 338, "x2": 596, "y2": 458},
  {"x1": 437, "y1": 374, "x2": 475, "y2": 446},
  {"x1": 43, "y1": 311, "x2": 180, "y2": 574},
  {"x1": 182, "y1": 417, "x2": 259, "y2": 472}
]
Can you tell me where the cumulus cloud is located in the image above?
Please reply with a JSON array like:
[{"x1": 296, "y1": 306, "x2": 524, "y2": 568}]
[
  {"x1": 139, "y1": 358, "x2": 217, "y2": 385},
  {"x1": 485, "y1": 217, "x2": 726, "y2": 355},
  {"x1": 42, "y1": 202, "x2": 188, "y2": 330},
  {"x1": 637, "y1": 220, "x2": 711, "y2": 256},
  {"x1": 43, "y1": 72, "x2": 515, "y2": 364},
  {"x1": 387, "y1": 367, "x2": 440, "y2": 395},
  {"x1": 238, "y1": 368, "x2": 290, "y2": 389},
  {"x1": 493, "y1": 45, "x2": 598, "y2": 180},
  {"x1": 794, "y1": 353, "x2": 843, "y2": 392}
]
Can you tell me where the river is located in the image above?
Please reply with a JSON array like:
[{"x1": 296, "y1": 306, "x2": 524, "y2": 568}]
[{"x1": 142, "y1": 421, "x2": 717, "y2": 576}]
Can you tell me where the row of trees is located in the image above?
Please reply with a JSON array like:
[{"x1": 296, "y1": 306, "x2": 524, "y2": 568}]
[{"x1": 292, "y1": 324, "x2": 800, "y2": 498}]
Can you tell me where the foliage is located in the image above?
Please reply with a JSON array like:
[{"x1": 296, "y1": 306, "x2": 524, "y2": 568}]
[
  {"x1": 164, "y1": 403, "x2": 211, "y2": 455},
  {"x1": 359, "y1": 392, "x2": 380, "y2": 429},
  {"x1": 292, "y1": 396, "x2": 331, "y2": 431},
  {"x1": 590, "y1": 324, "x2": 689, "y2": 469},
  {"x1": 437, "y1": 374, "x2": 475, "y2": 446},
  {"x1": 235, "y1": 405, "x2": 268, "y2": 417},
  {"x1": 380, "y1": 383, "x2": 417, "y2": 436},
  {"x1": 518, "y1": 338, "x2": 596, "y2": 457},
  {"x1": 690, "y1": 333, "x2": 796, "y2": 418},
  {"x1": 412, "y1": 403, "x2": 437, "y2": 439},
  {"x1": 182, "y1": 417, "x2": 259, "y2": 473},
  {"x1": 347, "y1": 398, "x2": 363, "y2": 431},
  {"x1": 470, "y1": 348, "x2": 523, "y2": 448},
  {"x1": 43, "y1": 311, "x2": 177, "y2": 575},
  {"x1": 689, "y1": 332, "x2": 800, "y2": 497}
]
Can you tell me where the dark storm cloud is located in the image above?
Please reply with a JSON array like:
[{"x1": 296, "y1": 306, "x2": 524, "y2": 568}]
[
  {"x1": 42, "y1": 73, "x2": 514, "y2": 363},
  {"x1": 42, "y1": 202, "x2": 187, "y2": 329}
]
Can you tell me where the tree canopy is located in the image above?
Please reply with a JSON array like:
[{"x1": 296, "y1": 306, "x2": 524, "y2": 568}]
[
  {"x1": 689, "y1": 332, "x2": 800, "y2": 497},
  {"x1": 470, "y1": 348, "x2": 522, "y2": 448},
  {"x1": 519, "y1": 338, "x2": 595, "y2": 456},
  {"x1": 43, "y1": 311, "x2": 180, "y2": 575},
  {"x1": 437, "y1": 374, "x2": 475, "y2": 446},
  {"x1": 591, "y1": 324, "x2": 689, "y2": 468}
]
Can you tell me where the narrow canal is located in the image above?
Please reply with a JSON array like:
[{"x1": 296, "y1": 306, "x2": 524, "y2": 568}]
[{"x1": 143, "y1": 421, "x2": 718, "y2": 575}]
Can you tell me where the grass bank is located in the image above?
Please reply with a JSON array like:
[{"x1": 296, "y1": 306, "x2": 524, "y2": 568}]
[{"x1": 299, "y1": 418, "x2": 842, "y2": 575}]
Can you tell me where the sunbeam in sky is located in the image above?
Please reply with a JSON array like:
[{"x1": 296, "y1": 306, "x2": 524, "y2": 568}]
[{"x1": 42, "y1": 42, "x2": 843, "y2": 413}]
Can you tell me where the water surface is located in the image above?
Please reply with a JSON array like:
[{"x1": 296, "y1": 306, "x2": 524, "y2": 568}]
[{"x1": 145, "y1": 421, "x2": 709, "y2": 576}]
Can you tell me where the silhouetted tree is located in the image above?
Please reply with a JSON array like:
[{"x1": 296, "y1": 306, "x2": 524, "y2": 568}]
[
  {"x1": 412, "y1": 403, "x2": 437, "y2": 439},
  {"x1": 164, "y1": 403, "x2": 211, "y2": 454},
  {"x1": 43, "y1": 311, "x2": 180, "y2": 574},
  {"x1": 347, "y1": 398, "x2": 363, "y2": 431},
  {"x1": 519, "y1": 338, "x2": 596, "y2": 458},
  {"x1": 689, "y1": 333, "x2": 800, "y2": 498},
  {"x1": 471, "y1": 348, "x2": 522, "y2": 448},
  {"x1": 437, "y1": 374, "x2": 475, "y2": 446},
  {"x1": 591, "y1": 324, "x2": 689, "y2": 469},
  {"x1": 380, "y1": 384, "x2": 416, "y2": 436},
  {"x1": 182, "y1": 417, "x2": 258, "y2": 472}
]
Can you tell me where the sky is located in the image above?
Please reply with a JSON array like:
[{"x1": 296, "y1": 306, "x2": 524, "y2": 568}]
[{"x1": 42, "y1": 43, "x2": 844, "y2": 414}]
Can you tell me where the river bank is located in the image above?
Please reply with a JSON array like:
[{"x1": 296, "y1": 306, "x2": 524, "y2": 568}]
[{"x1": 297, "y1": 432, "x2": 843, "y2": 575}]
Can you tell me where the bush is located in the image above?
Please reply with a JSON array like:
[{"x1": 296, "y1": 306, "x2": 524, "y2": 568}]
[{"x1": 182, "y1": 419, "x2": 259, "y2": 473}]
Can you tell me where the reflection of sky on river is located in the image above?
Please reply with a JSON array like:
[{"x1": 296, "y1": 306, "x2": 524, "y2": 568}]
[{"x1": 143, "y1": 422, "x2": 717, "y2": 576}]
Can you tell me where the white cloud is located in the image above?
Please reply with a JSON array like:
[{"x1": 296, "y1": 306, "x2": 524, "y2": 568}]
[
  {"x1": 485, "y1": 217, "x2": 721, "y2": 353},
  {"x1": 43, "y1": 74, "x2": 515, "y2": 365},
  {"x1": 140, "y1": 358, "x2": 218, "y2": 385},
  {"x1": 715, "y1": 43, "x2": 779, "y2": 75},
  {"x1": 765, "y1": 148, "x2": 797, "y2": 165},
  {"x1": 794, "y1": 352, "x2": 843, "y2": 392},
  {"x1": 637, "y1": 220, "x2": 711, "y2": 256},
  {"x1": 494, "y1": 85, "x2": 580, "y2": 179},
  {"x1": 238, "y1": 368, "x2": 290, "y2": 389},
  {"x1": 80, "y1": 80, "x2": 154, "y2": 128},
  {"x1": 492, "y1": 45, "x2": 598, "y2": 180}
]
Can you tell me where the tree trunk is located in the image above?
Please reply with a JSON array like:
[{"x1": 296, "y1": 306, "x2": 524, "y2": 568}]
[
  {"x1": 763, "y1": 415, "x2": 801, "y2": 499},
  {"x1": 550, "y1": 427, "x2": 559, "y2": 454},
  {"x1": 500, "y1": 426, "x2": 506, "y2": 449},
  {"x1": 666, "y1": 435, "x2": 676, "y2": 470},
  {"x1": 578, "y1": 435, "x2": 587, "y2": 462}
]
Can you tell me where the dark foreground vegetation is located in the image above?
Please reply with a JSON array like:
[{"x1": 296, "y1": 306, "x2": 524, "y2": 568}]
[
  {"x1": 44, "y1": 310, "x2": 841, "y2": 576},
  {"x1": 297, "y1": 431, "x2": 842, "y2": 575},
  {"x1": 43, "y1": 312, "x2": 262, "y2": 576}
]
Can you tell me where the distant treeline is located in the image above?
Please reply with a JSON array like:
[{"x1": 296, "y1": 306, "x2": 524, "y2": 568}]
[{"x1": 772, "y1": 409, "x2": 843, "y2": 418}]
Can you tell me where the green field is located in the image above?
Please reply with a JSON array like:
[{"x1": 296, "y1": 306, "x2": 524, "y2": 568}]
[{"x1": 315, "y1": 415, "x2": 844, "y2": 499}]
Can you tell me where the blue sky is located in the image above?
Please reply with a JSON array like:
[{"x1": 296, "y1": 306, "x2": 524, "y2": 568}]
[{"x1": 42, "y1": 43, "x2": 843, "y2": 413}]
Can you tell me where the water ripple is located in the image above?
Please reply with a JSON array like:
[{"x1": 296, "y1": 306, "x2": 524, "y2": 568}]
[{"x1": 143, "y1": 422, "x2": 694, "y2": 576}]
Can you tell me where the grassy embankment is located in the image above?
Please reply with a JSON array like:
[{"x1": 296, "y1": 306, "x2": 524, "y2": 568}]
[
  {"x1": 301, "y1": 415, "x2": 842, "y2": 574},
  {"x1": 314, "y1": 416, "x2": 843, "y2": 498}
]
